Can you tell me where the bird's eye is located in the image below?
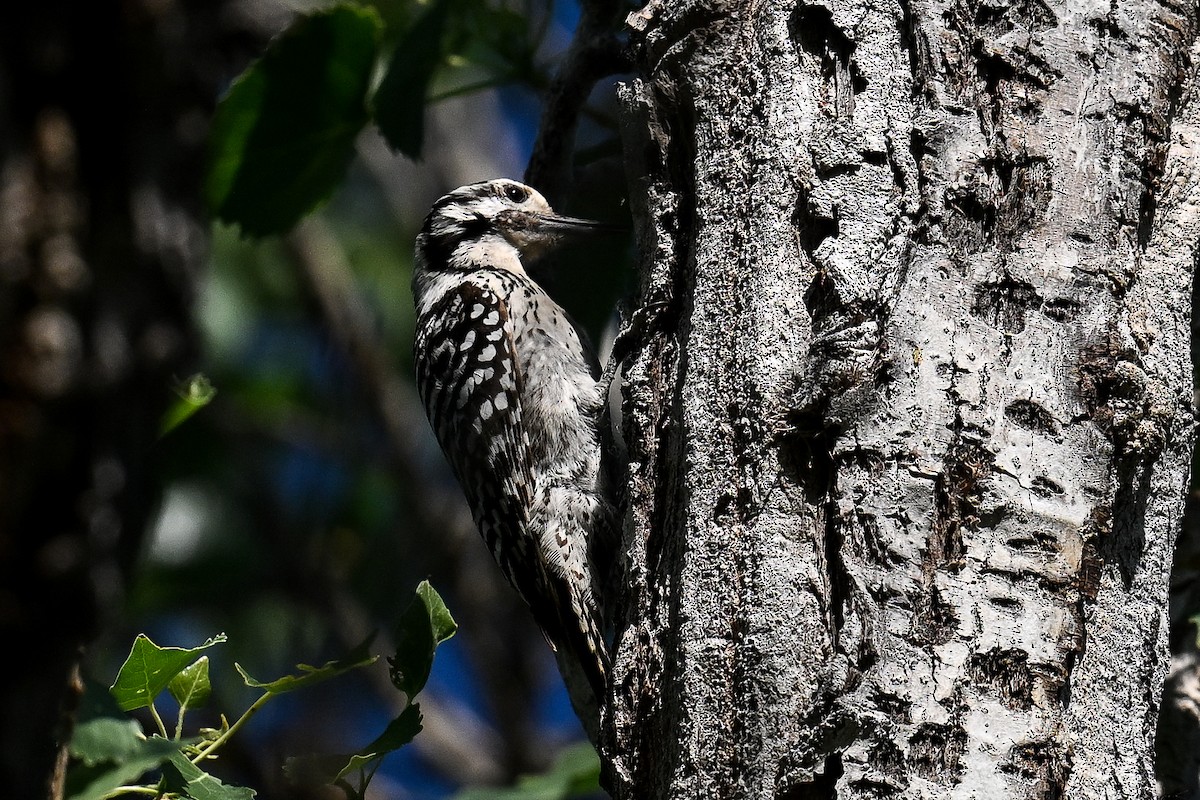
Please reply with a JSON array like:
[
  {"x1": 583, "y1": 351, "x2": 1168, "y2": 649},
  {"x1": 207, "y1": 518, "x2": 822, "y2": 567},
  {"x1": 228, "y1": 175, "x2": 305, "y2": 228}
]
[{"x1": 503, "y1": 184, "x2": 528, "y2": 203}]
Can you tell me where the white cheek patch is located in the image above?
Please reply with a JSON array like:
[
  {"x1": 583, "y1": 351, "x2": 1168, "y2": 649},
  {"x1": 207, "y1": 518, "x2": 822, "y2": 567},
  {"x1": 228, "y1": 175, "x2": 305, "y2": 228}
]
[
  {"x1": 457, "y1": 238, "x2": 527, "y2": 275},
  {"x1": 445, "y1": 196, "x2": 505, "y2": 221}
]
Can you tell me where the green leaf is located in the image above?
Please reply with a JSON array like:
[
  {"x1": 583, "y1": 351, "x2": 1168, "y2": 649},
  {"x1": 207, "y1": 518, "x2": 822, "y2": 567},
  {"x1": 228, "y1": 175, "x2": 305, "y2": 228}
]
[
  {"x1": 68, "y1": 718, "x2": 144, "y2": 767},
  {"x1": 236, "y1": 634, "x2": 377, "y2": 694},
  {"x1": 160, "y1": 373, "x2": 217, "y2": 437},
  {"x1": 284, "y1": 702, "x2": 423, "y2": 785},
  {"x1": 206, "y1": 4, "x2": 382, "y2": 235},
  {"x1": 69, "y1": 678, "x2": 146, "y2": 769},
  {"x1": 110, "y1": 634, "x2": 227, "y2": 712},
  {"x1": 355, "y1": 701, "x2": 423, "y2": 760},
  {"x1": 451, "y1": 741, "x2": 600, "y2": 800},
  {"x1": 78, "y1": 677, "x2": 128, "y2": 721},
  {"x1": 161, "y1": 751, "x2": 256, "y2": 800},
  {"x1": 419, "y1": 579, "x2": 458, "y2": 644},
  {"x1": 389, "y1": 580, "x2": 457, "y2": 697},
  {"x1": 372, "y1": 0, "x2": 450, "y2": 158},
  {"x1": 448, "y1": 3, "x2": 534, "y2": 78},
  {"x1": 169, "y1": 655, "x2": 213, "y2": 711},
  {"x1": 65, "y1": 737, "x2": 182, "y2": 800}
]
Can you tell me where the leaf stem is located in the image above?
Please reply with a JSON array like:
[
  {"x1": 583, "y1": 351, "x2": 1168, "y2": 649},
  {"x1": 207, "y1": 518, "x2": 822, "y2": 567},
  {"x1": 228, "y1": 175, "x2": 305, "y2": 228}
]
[
  {"x1": 191, "y1": 691, "x2": 273, "y2": 764},
  {"x1": 148, "y1": 702, "x2": 169, "y2": 740},
  {"x1": 427, "y1": 76, "x2": 512, "y2": 103},
  {"x1": 98, "y1": 786, "x2": 160, "y2": 799}
]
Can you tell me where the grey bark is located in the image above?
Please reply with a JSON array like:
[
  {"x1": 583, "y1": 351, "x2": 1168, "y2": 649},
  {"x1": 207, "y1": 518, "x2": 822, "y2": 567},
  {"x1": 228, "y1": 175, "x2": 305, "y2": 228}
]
[{"x1": 607, "y1": 0, "x2": 1199, "y2": 798}]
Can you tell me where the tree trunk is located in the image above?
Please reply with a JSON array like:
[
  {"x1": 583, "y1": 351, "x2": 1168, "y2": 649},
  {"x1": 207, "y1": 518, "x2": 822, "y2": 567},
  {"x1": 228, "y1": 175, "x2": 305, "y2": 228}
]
[
  {"x1": 0, "y1": 3, "x2": 243, "y2": 795},
  {"x1": 607, "y1": 0, "x2": 1199, "y2": 797}
]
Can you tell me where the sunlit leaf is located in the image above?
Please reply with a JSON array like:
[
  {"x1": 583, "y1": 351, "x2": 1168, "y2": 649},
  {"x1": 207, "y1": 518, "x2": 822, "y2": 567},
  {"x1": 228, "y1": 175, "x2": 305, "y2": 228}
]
[
  {"x1": 389, "y1": 580, "x2": 457, "y2": 697},
  {"x1": 169, "y1": 655, "x2": 213, "y2": 711},
  {"x1": 161, "y1": 750, "x2": 256, "y2": 800},
  {"x1": 206, "y1": 4, "x2": 382, "y2": 235},
  {"x1": 236, "y1": 634, "x2": 376, "y2": 694},
  {"x1": 419, "y1": 579, "x2": 458, "y2": 644},
  {"x1": 110, "y1": 634, "x2": 227, "y2": 712}
]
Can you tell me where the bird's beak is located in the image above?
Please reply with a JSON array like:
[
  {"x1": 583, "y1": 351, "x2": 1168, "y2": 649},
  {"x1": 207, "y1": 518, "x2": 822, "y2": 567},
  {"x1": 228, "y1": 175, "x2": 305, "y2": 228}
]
[
  {"x1": 500, "y1": 209, "x2": 623, "y2": 261},
  {"x1": 533, "y1": 212, "x2": 623, "y2": 236}
]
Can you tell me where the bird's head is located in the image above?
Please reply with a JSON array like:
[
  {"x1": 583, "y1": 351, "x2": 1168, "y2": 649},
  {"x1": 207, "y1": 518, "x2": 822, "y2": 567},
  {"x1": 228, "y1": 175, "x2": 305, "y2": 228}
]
[{"x1": 416, "y1": 179, "x2": 610, "y2": 274}]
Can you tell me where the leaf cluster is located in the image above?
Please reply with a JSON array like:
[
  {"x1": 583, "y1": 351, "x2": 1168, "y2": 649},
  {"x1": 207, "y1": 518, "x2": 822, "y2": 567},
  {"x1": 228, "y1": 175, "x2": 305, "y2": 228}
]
[
  {"x1": 207, "y1": 1, "x2": 556, "y2": 237},
  {"x1": 65, "y1": 581, "x2": 456, "y2": 800}
]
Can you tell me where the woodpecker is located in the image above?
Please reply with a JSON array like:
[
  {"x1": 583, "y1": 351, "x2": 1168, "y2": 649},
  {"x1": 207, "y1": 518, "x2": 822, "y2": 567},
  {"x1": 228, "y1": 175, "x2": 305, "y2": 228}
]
[{"x1": 411, "y1": 179, "x2": 615, "y2": 703}]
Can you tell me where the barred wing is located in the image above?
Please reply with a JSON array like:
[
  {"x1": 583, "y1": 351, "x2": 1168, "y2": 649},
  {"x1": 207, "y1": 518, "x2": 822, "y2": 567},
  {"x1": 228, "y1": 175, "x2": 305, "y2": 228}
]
[
  {"x1": 413, "y1": 281, "x2": 609, "y2": 698},
  {"x1": 414, "y1": 282, "x2": 536, "y2": 581}
]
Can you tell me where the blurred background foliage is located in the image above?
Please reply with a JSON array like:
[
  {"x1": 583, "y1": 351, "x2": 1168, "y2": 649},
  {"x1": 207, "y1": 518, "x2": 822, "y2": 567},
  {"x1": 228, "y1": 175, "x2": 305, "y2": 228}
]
[{"x1": 80, "y1": 0, "x2": 633, "y2": 797}]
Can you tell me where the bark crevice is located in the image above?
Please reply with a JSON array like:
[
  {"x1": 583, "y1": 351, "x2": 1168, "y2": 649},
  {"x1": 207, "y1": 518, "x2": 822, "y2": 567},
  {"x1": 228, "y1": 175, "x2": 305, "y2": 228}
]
[{"x1": 609, "y1": 0, "x2": 1198, "y2": 796}]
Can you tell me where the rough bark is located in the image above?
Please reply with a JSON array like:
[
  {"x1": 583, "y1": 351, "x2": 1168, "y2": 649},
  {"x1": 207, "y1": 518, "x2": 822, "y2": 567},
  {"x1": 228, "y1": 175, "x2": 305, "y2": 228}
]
[
  {"x1": 607, "y1": 0, "x2": 1199, "y2": 798},
  {"x1": 1152, "y1": 71, "x2": 1200, "y2": 797}
]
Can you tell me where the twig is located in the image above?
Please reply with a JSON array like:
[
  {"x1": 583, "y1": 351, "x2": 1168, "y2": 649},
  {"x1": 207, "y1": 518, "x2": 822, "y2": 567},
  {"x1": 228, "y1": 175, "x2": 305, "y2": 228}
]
[
  {"x1": 284, "y1": 221, "x2": 436, "y2": 494},
  {"x1": 524, "y1": 0, "x2": 631, "y2": 200}
]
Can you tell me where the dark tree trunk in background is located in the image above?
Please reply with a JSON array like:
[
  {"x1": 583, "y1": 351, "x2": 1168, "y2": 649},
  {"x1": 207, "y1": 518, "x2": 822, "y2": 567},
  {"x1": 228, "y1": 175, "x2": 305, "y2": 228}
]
[
  {"x1": 0, "y1": 3, "x2": 233, "y2": 795},
  {"x1": 607, "y1": 0, "x2": 1199, "y2": 797}
]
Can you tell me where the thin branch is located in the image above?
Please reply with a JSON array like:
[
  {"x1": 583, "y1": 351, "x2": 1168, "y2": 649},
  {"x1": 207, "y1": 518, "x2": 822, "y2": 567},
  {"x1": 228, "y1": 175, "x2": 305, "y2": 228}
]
[
  {"x1": 429, "y1": 76, "x2": 515, "y2": 103},
  {"x1": 283, "y1": 221, "x2": 437, "y2": 496},
  {"x1": 524, "y1": 0, "x2": 631, "y2": 200},
  {"x1": 192, "y1": 691, "x2": 273, "y2": 763}
]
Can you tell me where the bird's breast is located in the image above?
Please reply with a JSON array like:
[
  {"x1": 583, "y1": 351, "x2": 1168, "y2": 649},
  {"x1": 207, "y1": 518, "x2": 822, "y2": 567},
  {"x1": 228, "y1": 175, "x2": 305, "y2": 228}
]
[{"x1": 510, "y1": 298, "x2": 604, "y2": 477}]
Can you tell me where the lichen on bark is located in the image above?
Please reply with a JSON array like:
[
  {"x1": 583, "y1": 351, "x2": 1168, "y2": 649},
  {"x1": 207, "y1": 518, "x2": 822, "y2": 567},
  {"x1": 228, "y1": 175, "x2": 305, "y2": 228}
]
[{"x1": 608, "y1": 0, "x2": 1200, "y2": 798}]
